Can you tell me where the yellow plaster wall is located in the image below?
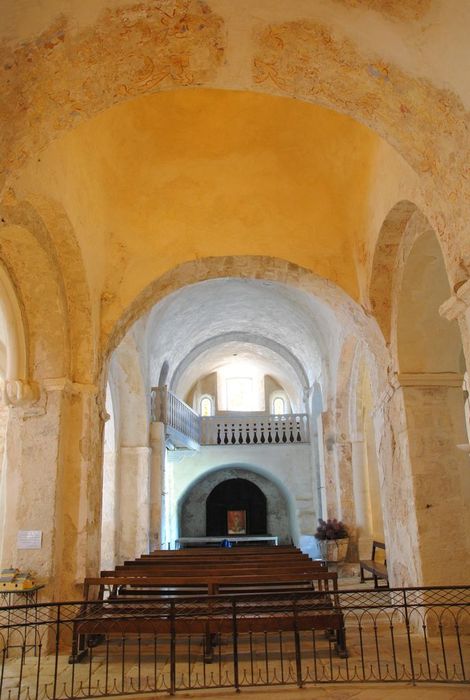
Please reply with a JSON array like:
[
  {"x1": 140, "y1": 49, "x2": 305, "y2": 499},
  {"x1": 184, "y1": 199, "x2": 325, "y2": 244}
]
[{"x1": 15, "y1": 89, "x2": 391, "y2": 316}]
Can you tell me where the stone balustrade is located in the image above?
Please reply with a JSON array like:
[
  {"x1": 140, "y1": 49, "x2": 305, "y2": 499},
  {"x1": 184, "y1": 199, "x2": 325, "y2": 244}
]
[
  {"x1": 151, "y1": 386, "x2": 310, "y2": 447},
  {"x1": 201, "y1": 413, "x2": 309, "y2": 445}
]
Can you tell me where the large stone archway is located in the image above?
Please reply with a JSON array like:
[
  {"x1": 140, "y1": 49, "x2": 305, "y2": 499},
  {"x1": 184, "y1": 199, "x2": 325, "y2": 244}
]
[
  {"x1": 179, "y1": 465, "x2": 293, "y2": 545},
  {"x1": 2, "y1": 0, "x2": 470, "y2": 291}
]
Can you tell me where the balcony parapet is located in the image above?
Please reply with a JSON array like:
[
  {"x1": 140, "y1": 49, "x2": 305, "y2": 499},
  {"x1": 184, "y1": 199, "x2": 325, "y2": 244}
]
[
  {"x1": 201, "y1": 413, "x2": 309, "y2": 446},
  {"x1": 151, "y1": 387, "x2": 310, "y2": 448},
  {"x1": 151, "y1": 386, "x2": 200, "y2": 450}
]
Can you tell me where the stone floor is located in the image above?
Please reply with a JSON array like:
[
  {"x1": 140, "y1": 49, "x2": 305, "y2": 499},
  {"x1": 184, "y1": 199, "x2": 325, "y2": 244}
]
[
  {"x1": 181, "y1": 686, "x2": 470, "y2": 699},
  {"x1": 1, "y1": 574, "x2": 468, "y2": 700}
]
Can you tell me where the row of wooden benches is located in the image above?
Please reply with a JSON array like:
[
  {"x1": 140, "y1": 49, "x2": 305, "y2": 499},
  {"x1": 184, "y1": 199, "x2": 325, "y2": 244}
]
[{"x1": 72, "y1": 546, "x2": 348, "y2": 662}]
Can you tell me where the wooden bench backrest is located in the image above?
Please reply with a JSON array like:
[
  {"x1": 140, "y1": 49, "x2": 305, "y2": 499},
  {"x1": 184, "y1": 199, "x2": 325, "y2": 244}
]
[
  {"x1": 371, "y1": 541, "x2": 386, "y2": 564},
  {"x1": 104, "y1": 562, "x2": 326, "y2": 577},
  {"x1": 126, "y1": 555, "x2": 310, "y2": 566},
  {"x1": 84, "y1": 570, "x2": 338, "y2": 599}
]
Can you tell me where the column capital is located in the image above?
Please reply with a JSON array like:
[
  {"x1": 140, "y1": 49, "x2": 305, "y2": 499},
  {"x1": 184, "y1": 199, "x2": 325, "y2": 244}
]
[
  {"x1": 439, "y1": 278, "x2": 470, "y2": 320},
  {"x1": 40, "y1": 377, "x2": 98, "y2": 394},
  {"x1": 397, "y1": 372, "x2": 463, "y2": 388},
  {"x1": 3, "y1": 379, "x2": 39, "y2": 407}
]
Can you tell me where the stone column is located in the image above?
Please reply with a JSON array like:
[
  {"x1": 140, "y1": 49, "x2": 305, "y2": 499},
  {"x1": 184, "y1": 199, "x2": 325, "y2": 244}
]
[
  {"x1": 118, "y1": 446, "x2": 151, "y2": 562},
  {"x1": 0, "y1": 379, "x2": 104, "y2": 601},
  {"x1": 440, "y1": 278, "x2": 470, "y2": 368},
  {"x1": 149, "y1": 422, "x2": 166, "y2": 550},
  {"x1": 440, "y1": 280, "x2": 470, "y2": 444},
  {"x1": 351, "y1": 434, "x2": 373, "y2": 559},
  {"x1": 320, "y1": 411, "x2": 341, "y2": 517},
  {"x1": 374, "y1": 381, "x2": 422, "y2": 587},
  {"x1": 399, "y1": 372, "x2": 470, "y2": 585}
]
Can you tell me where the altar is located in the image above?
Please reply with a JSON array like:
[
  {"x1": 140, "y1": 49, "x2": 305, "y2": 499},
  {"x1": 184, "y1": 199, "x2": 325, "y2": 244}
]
[{"x1": 175, "y1": 535, "x2": 279, "y2": 548}]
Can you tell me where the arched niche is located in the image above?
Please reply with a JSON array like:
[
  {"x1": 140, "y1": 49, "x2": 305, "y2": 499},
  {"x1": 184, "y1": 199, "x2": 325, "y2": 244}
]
[
  {"x1": 372, "y1": 201, "x2": 469, "y2": 585},
  {"x1": 178, "y1": 465, "x2": 293, "y2": 545},
  {"x1": 369, "y1": 200, "x2": 419, "y2": 346},
  {"x1": 206, "y1": 478, "x2": 267, "y2": 536},
  {"x1": 0, "y1": 263, "x2": 27, "y2": 385},
  {"x1": 397, "y1": 229, "x2": 463, "y2": 374},
  {"x1": 0, "y1": 223, "x2": 69, "y2": 385}
]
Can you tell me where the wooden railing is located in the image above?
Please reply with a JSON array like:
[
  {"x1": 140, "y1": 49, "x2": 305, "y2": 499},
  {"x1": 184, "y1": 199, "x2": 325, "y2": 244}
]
[{"x1": 200, "y1": 414, "x2": 309, "y2": 445}]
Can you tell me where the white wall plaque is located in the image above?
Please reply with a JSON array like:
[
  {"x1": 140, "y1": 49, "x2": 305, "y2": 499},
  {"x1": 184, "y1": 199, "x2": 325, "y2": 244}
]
[{"x1": 17, "y1": 530, "x2": 42, "y2": 550}]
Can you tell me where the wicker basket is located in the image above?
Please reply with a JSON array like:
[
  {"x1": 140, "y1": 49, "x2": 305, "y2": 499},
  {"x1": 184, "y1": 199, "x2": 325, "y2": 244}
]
[{"x1": 318, "y1": 537, "x2": 349, "y2": 562}]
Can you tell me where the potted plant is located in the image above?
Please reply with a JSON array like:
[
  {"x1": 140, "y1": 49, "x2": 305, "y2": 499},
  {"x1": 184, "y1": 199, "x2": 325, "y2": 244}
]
[{"x1": 314, "y1": 518, "x2": 349, "y2": 562}]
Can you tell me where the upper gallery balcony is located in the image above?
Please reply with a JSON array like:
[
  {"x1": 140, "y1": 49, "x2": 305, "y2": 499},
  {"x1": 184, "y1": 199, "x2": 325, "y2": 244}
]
[{"x1": 151, "y1": 386, "x2": 309, "y2": 450}]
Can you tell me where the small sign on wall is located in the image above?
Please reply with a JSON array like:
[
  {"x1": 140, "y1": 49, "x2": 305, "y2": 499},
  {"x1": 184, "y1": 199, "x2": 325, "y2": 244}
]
[{"x1": 17, "y1": 530, "x2": 42, "y2": 550}]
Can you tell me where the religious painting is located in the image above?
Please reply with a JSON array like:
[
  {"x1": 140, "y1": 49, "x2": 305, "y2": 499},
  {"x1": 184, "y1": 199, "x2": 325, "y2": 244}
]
[{"x1": 227, "y1": 510, "x2": 246, "y2": 535}]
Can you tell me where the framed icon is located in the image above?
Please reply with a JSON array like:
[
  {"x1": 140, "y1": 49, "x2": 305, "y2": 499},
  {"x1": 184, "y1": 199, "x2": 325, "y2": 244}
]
[{"x1": 227, "y1": 510, "x2": 246, "y2": 535}]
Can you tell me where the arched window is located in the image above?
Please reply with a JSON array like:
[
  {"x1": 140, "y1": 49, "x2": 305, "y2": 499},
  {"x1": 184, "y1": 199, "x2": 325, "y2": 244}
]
[
  {"x1": 200, "y1": 395, "x2": 214, "y2": 417},
  {"x1": 272, "y1": 396, "x2": 286, "y2": 415}
]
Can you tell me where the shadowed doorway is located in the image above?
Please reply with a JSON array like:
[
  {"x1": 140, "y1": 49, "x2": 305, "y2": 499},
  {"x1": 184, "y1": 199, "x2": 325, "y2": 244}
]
[{"x1": 206, "y1": 478, "x2": 267, "y2": 536}]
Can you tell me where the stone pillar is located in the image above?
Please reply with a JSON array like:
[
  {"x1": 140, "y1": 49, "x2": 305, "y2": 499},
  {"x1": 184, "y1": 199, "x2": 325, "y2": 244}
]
[
  {"x1": 351, "y1": 434, "x2": 373, "y2": 559},
  {"x1": 440, "y1": 280, "x2": 470, "y2": 444},
  {"x1": 399, "y1": 373, "x2": 470, "y2": 585},
  {"x1": 320, "y1": 411, "x2": 341, "y2": 517},
  {"x1": 149, "y1": 422, "x2": 165, "y2": 550},
  {"x1": 118, "y1": 446, "x2": 151, "y2": 562},
  {"x1": 0, "y1": 379, "x2": 103, "y2": 601},
  {"x1": 440, "y1": 278, "x2": 470, "y2": 371},
  {"x1": 101, "y1": 446, "x2": 118, "y2": 570},
  {"x1": 374, "y1": 381, "x2": 422, "y2": 587}
]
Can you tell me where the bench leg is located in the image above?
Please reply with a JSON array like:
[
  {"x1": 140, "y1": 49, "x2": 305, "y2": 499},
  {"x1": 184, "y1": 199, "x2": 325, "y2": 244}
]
[
  {"x1": 68, "y1": 626, "x2": 89, "y2": 664},
  {"x1": 335, "y1": 626, "x2": 348, "y2": 659},
  {"x1": 360, "y1": 566, "x2": 365, "y2": 583},
  {"x1": 203, "y1": 625, "x2": 214, "y2": 663}
]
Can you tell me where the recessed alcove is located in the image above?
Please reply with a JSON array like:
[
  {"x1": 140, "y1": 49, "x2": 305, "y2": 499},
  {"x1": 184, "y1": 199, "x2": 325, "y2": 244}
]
[
  {"x1": 205, "y1": 477, "x2": 267, "y2": 536},
  {"x1": 179, "y1": 466, "x2": 292, "y2": 544}
]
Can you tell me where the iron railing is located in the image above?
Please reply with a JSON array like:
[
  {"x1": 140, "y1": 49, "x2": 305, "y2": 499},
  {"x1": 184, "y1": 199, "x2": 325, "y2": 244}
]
[{"x1": 1, "y1": 586, "x2": 469, "y2": 698}]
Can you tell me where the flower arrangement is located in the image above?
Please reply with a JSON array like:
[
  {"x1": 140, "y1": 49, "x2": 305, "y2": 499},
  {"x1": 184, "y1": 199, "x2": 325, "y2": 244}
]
[{"x1": 314, "y1": 518, "x2": 348, "y2": 541}]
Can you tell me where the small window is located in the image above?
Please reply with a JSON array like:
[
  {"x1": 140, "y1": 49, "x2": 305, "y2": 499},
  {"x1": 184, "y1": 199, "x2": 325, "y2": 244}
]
[
  {"x1": 200, "y1": 395, "x2": 214, "y2": 417},
  {"x1": 272, "y1": 396, "x2": 285, "y2": 415}
]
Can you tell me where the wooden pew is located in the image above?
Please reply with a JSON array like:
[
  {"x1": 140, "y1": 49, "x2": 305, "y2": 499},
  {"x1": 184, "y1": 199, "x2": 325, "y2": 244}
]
[
  {"x1": 100, "y1": 562, "x2": 327, "y2": 590},
  {"x1": 72, "y1": 569, "x2": 346, "y2": 662}
]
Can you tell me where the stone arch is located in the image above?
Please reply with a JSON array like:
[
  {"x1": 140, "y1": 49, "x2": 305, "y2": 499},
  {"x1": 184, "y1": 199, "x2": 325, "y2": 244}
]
[
  {"x1": 102, "y1": 255, "x2": 389, "y2": 558},
  {"x1": 205, "y1": 478, "x2": 267, "y2": 536},
  {"x1": 0, "y1": 193, "x2": 94, "y2": 384},
  {"x1": 19, "y1": 195, "x2": 95, "y2": 383},
  {"x1": 104, "y1": 256, "x2": 388, "y2": 380},
  {"x1": 2, "y1": 3, "x2": 469, "y2": 287},
  {"x1": 369, "y1": 201, "x2": 418, "y2": 345},
  {"x1": 369, "y1": 200, "x2": 465, "y2": 372},
  {"x1": 374, "y1": 206, "x2": 470, "y2": 585},
  {"x1": 178, "y1": 464, "x2": 296, "y2": 545},
  {"x1": 0, "y1": 222, "x2": 69, "y2": 382},
  {"x1": 170, "y1": 331, "x2": 310, "y2": 401},
  {"x1": 397, "y1": 228, "x2": 463, "y2": 375},
  {"x1": 0, "y1": 263, "x2": 28, "y2": 392}
]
